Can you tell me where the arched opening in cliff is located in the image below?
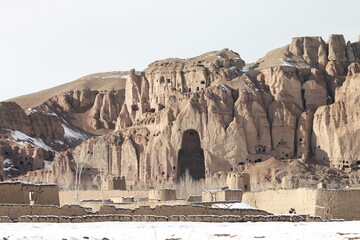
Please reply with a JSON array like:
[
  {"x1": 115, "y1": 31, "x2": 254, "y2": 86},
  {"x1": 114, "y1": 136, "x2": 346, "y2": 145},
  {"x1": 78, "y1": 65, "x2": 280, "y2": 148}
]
[{"x1": 177, "y1": 129, "x2": 205, "y2": 181}]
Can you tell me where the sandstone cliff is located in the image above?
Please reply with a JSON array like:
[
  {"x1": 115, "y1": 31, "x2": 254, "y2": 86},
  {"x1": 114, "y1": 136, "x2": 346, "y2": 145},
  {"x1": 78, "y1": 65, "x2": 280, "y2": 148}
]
[{"x1": 2, "y1": 35, "x2": 360, "y2": 190}]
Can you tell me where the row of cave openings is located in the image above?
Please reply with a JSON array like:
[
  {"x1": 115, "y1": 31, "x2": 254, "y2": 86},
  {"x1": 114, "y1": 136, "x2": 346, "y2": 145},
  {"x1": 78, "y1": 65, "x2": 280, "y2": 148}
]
[{"x1": 157, "y1": 76, "x2": 207, "y2": 93}]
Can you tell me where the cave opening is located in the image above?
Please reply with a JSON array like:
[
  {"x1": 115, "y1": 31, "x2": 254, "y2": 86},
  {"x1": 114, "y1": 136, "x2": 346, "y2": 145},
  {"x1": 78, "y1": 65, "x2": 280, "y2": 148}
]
[{"x1": 177, "y1": 129, "x2": 205, "y2": 181}]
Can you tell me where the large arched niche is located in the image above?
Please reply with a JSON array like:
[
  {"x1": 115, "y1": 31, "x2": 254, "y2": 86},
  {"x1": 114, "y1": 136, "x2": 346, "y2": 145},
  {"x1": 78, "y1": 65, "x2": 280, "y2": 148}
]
[{"x1": 177, "y1": 129, "x2": 205, "y2": 181}]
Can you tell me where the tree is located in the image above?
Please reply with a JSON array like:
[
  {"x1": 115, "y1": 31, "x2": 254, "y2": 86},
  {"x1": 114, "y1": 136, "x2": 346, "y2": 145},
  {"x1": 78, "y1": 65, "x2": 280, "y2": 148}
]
[
  {"x1": 94, "y1": 138, "x2": 107, "y2": 203},
  {"x1": 73, "y1": 148, "x2": 88, "y2": 203}
]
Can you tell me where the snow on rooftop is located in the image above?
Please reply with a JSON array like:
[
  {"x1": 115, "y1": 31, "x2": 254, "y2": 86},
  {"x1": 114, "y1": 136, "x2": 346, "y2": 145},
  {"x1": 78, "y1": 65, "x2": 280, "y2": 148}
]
[
  {"x1": 0, "y1": 180, "x2": 57, "y2": 186},
  {"x1": 213, "y1": 202, "x2": 257, "y2": 210},
  {"x1": 8, "y1": 129, "x2": 53, "y2": 151}
]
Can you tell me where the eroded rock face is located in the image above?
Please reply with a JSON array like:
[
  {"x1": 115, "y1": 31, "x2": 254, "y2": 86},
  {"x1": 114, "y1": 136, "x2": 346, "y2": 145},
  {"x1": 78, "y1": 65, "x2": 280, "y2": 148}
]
[
  {"x1": 4, "y1": 34, "x2": 360, "y2": 189},
  {"x1": 44, "y1": 89, "x2": 125, "y2": 134},
  {"x1": 289, "y1": 36, "x2": 328, "y2": 72},
  {"x1": 0, "y1": 100, "x2": 89, "y2": 178},
  {"x1": 312, "y1": 63, "x2": 360, "y2": 169},
  {"x1": 0, "y1": 139, "x2": 56, "y2": 179},
  {"x1": 0, "y1": 102, "x2": 33, "y2": 136}
]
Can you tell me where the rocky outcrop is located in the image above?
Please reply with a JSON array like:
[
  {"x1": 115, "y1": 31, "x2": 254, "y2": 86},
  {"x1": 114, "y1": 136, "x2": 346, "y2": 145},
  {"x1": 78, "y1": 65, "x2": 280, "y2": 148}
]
[
  {"x1": 328, "y1": 34, "x2": 347, "y2": 63},
  {"x1": 0, "y1": 102, "x2": 33, "y2": 136},
  {"x1": 44, "y1": 89, "x2": 125, "y2": 134},
  {"x1": 289, "y1": 36, "x2": 328, "y2": 72}
]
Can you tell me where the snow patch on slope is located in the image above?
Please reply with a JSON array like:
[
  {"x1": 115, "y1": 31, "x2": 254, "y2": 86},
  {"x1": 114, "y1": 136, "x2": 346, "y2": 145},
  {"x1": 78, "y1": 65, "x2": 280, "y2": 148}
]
[
  {"x1": 8, "y1": 130, "x2": 53, "y2": 150},
  {"x1": 28, "y1": 108, "x2": 58, "y2": 117},
  {"x1": 44, "y1": 160, "x2": 52, "y2": 168},
  {"x1": 230, "y1": 66, "x2": 240, "y2": 74},
  {"x1": 101, "y1": 74, "x2": 127, "y2": 79},
  {"x1": 218, "y1": 83, "x2": 232, "y2": 91},
  {"x1": 242, "y1": 66, "x2": 251, "y2": 72},
  {"x1": 62, "y1": 124, "x2": 88, "y2": 142},
  {"x1": 280, "y1": 59, "x2": 293, "y2": 67},
  {"x1": 3, "y1": 158, "x2": 15, "y2": 171}
]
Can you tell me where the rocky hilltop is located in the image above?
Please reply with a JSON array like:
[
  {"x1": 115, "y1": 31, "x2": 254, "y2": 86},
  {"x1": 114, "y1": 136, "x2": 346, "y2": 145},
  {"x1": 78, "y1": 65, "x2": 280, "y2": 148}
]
[{"x1": 1, "y1": 34, "x2": 360, "y2": 190}]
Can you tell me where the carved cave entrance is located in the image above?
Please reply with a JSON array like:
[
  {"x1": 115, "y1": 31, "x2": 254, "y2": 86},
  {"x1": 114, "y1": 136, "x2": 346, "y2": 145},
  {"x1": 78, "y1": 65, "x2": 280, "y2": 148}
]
[{"x1": 177, "y1": 129, "x2": 205, "y2": 181}]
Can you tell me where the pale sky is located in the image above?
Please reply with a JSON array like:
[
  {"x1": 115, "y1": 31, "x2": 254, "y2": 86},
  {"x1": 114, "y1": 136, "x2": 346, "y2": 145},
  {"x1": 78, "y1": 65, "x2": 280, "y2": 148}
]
[{"x1": 0, "y1": 0, "x2": 358, "y2": 101}]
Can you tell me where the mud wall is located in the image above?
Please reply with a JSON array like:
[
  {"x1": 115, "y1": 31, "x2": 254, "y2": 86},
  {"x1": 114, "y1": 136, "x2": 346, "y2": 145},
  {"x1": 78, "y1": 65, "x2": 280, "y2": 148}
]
[
  {"x1": 315, "y1": 189, "x2": 360, "y2": 221},
  {"x1": 59, "y1": 189, "x2": 175, "y2": 204},
  {"x1": 17, "y1": 214, "x2": 321, "y2": 223},
  {"x1": 0, "y1": 182, "x2": 59, "y2": 205},
  {"x1": 99, "y1": 204, "x2": 268, "y2": 217},
  {"x1": 0, "y1": 184, "x2": 29, "y2": 204},
  {"x1": 242, "y1": 189, "x2": 318, "y2": 215},
  {"x1": 0, "y1": 204, "x2": 93, "y2": 220},
  {"x1": 60, "y1": 190, "x2": 151, "y2": 204},
  {"x1": 80, "y1": 200, "x2": 189, "y2": 211},
  {"x1": 243, "y1": 188, "x2": 360, "y2": 220},
  {"x1": 202, "y1": 190, "x2": 243, "y2": 202}
]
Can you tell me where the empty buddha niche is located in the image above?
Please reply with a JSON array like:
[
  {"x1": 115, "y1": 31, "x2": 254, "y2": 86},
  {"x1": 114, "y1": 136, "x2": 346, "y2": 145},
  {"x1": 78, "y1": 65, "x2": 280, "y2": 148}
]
[{"x1": 177, "y1": 129, "x2": 205, "y2": 181}]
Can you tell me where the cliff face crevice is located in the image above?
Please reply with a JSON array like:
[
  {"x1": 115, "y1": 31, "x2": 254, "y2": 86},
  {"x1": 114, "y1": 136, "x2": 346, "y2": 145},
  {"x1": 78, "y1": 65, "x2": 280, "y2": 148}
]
[{"x1": 2, "y1": 35, "x2": 360, "y2": 187}]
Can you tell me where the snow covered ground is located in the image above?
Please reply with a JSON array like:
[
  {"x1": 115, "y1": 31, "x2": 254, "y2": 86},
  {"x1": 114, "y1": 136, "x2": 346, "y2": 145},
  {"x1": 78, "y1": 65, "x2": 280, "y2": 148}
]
[{"x1": 0, "y1": 221, "x2": 360, "y2": 240}]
